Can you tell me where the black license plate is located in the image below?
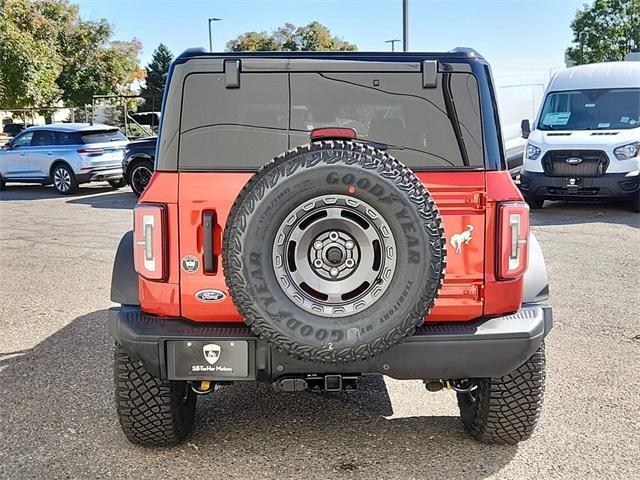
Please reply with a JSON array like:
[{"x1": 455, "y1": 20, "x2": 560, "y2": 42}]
[{"x1": 167, "y1": 340, "x2": 250, "y2": 379}]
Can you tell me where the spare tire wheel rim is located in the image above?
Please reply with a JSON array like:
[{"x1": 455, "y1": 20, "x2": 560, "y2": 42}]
[{"x1": 273, "y1": 194, "x2": 397, "y2": 317}]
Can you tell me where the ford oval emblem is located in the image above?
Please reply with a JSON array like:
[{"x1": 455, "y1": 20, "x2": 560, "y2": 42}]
[
  {"x1": 566, "y1": 156, "x2": 583, "y2": 165},
  {"x1": 195, "y1": 289, "x2": 226, "y2": 303}
]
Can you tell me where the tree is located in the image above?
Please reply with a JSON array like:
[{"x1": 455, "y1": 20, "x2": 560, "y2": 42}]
[
  {"x1": 139, "y1": 43, "x2": 174, "y2": 111},
  {"x1": 226, "y1": 31, "x2": 281, "y2": 52},
  {"x1": 0, "y1": 0, "x2": 143, "y2": 109},
  {"x1": 0, "y1": 0, "x2": 62, "y2": 109},
  {"x1": 51, "y1": 6, "x2": 144, "y2": 106},
  {"x1": 57, "y1": 35, "x2": 144, "y2": 107},
  {"x1": 566, "y1": 0, "x2": 640, "y2": 65},
  {"x1": 226, "y1": 21, "x2": 357, "y2": 52}
]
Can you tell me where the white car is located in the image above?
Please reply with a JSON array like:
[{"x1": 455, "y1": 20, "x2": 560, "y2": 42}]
[
  {"x1": 0, "y1": 123, "x2": 128, "y2": 194},
  {"x1": 519, "y1": 61, "x2": 639, "y2": 211}
]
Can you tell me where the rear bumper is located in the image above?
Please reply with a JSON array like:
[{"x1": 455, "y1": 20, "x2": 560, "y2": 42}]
[
  {"x1": 108, "y1": 304, "x2": 552, "y2": 381},
  {"x1": 520, "y1": 171, "x2": 639, "y2": 201},
  {"x1": 77, "y1": 167, "x2": 123, "y2": 183}
]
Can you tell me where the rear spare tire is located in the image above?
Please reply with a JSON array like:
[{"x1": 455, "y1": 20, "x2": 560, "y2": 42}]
[{"x1": 223, "y1": 141, "x2": 446, "y2": 363}]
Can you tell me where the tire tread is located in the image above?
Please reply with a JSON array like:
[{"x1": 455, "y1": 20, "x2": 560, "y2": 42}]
[
  {"x1": 114, "y1": 344, "x2": 196, "y2": 446},
  {"x1": 222, "y1": 140, "x2": 446, "y2": 364},
  {"x1": 458, "y1": 343, "x2": 546, "y2": 445}
]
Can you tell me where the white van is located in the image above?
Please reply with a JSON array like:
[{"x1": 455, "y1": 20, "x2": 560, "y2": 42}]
[
  {"x1": 494, "y1": 72, "x2": 548, "y2": 176},
  {"x1": 519, "y1": 61, "x2": 639, "y2": 212}
]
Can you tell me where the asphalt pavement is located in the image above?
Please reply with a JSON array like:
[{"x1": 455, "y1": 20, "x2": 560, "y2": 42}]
[{"x1": 0, "y1": 184, "x2": 639, "y2": 480}]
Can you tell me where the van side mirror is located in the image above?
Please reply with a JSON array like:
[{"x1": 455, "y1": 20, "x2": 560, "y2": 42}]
[{"x1": 521, "y1": 119, "x2": 531, "y2": 139}]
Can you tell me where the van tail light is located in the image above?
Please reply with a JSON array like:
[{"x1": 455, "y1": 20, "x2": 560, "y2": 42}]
[
  {"x1": 134, "y1": 204, "x2": 167, "y2": 280},
  {"x1": 497, "y1": 202, "x2": 530, "y2": 280}
]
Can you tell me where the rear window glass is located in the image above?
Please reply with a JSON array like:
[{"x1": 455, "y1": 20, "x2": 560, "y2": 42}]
[
  {"x1": 80, "y1": 129, "x2": 127, "y2": 144},
  {"x1": 290, "y1": 72, "x2": 483, "y2": 168},
  {"x1": 178, "y1": 70, "x2": 483, "y2": 170},
  {"x1": 179, "y1": 72, "x2": 289, "y2": 170}
]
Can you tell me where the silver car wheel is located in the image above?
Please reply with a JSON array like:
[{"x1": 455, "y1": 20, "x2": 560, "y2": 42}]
[
  {"x1": 53, "y1": 167, "x2": 71, "y2": 193},
  {"x1": 273, "y1": 195, "x2": 397, "y2": 317}
]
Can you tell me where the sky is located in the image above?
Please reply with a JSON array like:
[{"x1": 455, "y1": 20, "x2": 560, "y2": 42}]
[{"x1": 74, "y1": 0, "x2": 586, "y2": 75}]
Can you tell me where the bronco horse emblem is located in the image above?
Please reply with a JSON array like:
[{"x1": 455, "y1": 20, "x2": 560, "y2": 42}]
[{"x1": 450, "y1": 225, "x2": 474, "y2": 254}]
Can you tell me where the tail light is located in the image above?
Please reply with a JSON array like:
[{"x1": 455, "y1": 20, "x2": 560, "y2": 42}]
[
  {"x1": 77, "y1": 148, "x2": 105, "y2": 155},
  {"x1": 310, "y1": 127, "x2": 357, "y2": 141},
  {"x1": 134, "y1": 204, "x2": 167, "y2": 280},
  {"x1": 497, "y1": 202, "x2": 529, "y2": 279}
]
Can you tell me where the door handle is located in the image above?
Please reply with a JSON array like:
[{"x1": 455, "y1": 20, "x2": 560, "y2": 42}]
[{"x1": 203, "y1": 211, "x2": 217, "y2": 274}]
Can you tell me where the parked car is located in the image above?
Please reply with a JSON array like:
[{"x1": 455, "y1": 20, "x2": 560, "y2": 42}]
[
  {"x1": 123, "y1": 136, "x2": 156, "y2": 196},
  {"x1": 0, "y1": 123, "x2": 128, "y2": 194},
  {"x1": 109, "y1": 48, "x2": 552, "y2": 447},
  {"x1": 3, "y1": 122, "x2": 34, "y2": 137},
  {"x1": 129, "y1": 111, "x2": 161, "y2": 129},
  {"x1": 520, "y1": 61, "x2": 640, "y2": 212}
]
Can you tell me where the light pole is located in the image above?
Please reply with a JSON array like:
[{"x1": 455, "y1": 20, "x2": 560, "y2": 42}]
[
  {"x1": 208, "y1": 17, "x2": 222, "y2": 52},
  {"x1": 385, "y1": 39, "x2": 401, "y2": 52},
  {"x1": 402, "y1": 0, "x2": 408, "y2": 52}
]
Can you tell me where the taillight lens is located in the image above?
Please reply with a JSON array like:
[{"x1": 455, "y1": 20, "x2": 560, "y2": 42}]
[
  {"x1": 498, "y1": 202, "x2": 530, "y2": 279},
  {"x1": 77, "y1": 148, "x2": 105, "y2": 155},
  {"x1": 310, "y1": 127, "x2": 357, "y2": 141},
  {"x1": 134, "y1": 204, "x2": 167, "y2": 280}
]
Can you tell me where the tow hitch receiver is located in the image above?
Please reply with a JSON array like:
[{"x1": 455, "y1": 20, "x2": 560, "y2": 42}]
[{"x1": 273, "y1": 375, "x2": 359, "y2": 392}]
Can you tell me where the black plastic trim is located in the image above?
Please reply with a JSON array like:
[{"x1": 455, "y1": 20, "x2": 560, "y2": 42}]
[
  {"x1": 108, "y1": 304, "x2": 552, "y2": 381},
  {"x1": 110, "y1": 231, "x2": 140, "y2": 306},
  {"x1": 520, "y1": 171, "x2": 640, "y2": 200},
  {"x1": 523, "y1": 233, "x2": 550, "y2": 304},
  {"x1": 202, "y1": 211, "x2": 216, "y2": 274},
  {"x1": 224, "y1": 59, "x2": 241, "y2": 88}
]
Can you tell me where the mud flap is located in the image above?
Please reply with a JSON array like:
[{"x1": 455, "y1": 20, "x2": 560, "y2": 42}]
[{"x1": 110, "y1": 231, "x2": 140, "y2": 305}]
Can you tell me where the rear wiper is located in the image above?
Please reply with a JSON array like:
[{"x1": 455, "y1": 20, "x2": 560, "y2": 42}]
[{"x1": 355, "y1": 139, "x2": 404, "y2": 151}]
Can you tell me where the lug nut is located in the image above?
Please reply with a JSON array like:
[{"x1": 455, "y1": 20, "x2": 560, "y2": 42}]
[
  {"x1": 329, "y1": 231, "x2": 339, "y2": 241},
  {"x1": 314, "y1": 241, "x2": 323, "y2": 250},
  {"x1": 314, "y1": 259, "x2": 323, "y2": 268},
  {"x1": 330, "y1": 268, "x2": 339, "y2": 277},
  {"x1": 345, "y1": 259, "x2": 355, "y2": 268},
  {"x1": 345, "y1": 240, "x2": 354, "y2": 250}
]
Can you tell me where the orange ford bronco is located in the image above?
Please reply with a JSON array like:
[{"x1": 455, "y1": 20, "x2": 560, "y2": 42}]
[{"x1": 109, "y1": 48, "x2": 552, "y2": 446}]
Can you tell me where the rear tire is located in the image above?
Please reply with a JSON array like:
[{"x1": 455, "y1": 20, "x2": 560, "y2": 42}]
[
  {"x1": 631, "y1": 195, "x2": 639, "y2": 213},
  {"x1": 457, "y1": 343, "x2": 546, "y2": 445},
  {"x1": 114, "y1": 343, "x2": 197, "y2": 446},
  {"x1": 128, "y1": 160, "x2": 154, "y2": 197},
  {"x1": 525, "y1": 195, "x2": 544, "y2": 210},
  {"x1": 51, "y1": 163, "x2": 78, "y2": 195},
  {"x1": 108, "y1": 178, "x2": 126, "y2": 189}
]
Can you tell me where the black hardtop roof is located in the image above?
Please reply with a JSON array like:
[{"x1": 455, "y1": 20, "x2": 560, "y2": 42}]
[{"x1": 174, "y1": 47, "x2": 486, "y2": 65}]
